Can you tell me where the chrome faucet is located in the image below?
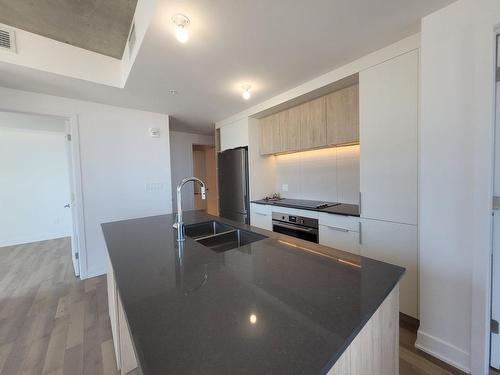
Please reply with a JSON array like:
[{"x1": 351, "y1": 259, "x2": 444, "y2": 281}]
[{"x1": 173, "y1": 177, "x2": 206, "y2": 241}]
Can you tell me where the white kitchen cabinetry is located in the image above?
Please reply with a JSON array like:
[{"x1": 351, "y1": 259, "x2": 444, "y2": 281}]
[
  {"x1": 359, "y1": 50, "x2": 418, "y2": 225},
  {"x1": 358, "y1": 50, "x2": 419, "y2": 319},
  {"x1": 318, "y1": 212, "x2": 360, "y2": 255},
  {"x1": 360, "y1": 218, "x2": 418, "y2": 318},
  {"x1": 220, "y1": 118, "x2": 249, "y2": 152},
  {"x1": 319, "y1": 225, "x2": 360, "y2": 255},
  {"x1": 250, "y1": 203, "x2": 272, "y2": 231}
]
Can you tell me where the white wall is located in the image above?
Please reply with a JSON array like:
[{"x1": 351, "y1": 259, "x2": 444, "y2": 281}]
[
  {"x1": 169, "y1": 131, "x2": 214, "y2": 211},
  {"x1": 0, "y1": 112, "x2": 72, "y2": 246},
  {"x1": 0, "y1": 86, "x2": 172, "y2": 279},
  {"x1": 274, "y1": 145, "x2": 359, "y2": 204},
  {"x1": 418, "y1": 1, "x2": 500, "y2": 373}
]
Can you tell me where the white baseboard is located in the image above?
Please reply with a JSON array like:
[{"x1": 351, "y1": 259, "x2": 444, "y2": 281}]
[
  {"x1": 83, "y1": 267, "x2": 106, "y2": 280},
  {"x1": 415, "y1": 329, "x2": 471, "y2": 374},
  {"x1": 0, "y1": 233, "x2": 72, "y2": 248}
]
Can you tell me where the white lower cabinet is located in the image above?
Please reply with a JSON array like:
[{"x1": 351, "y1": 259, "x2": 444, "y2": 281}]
[
  {"x1": 318, "y1": 213, "x2": 360, "y2": 255},
  {"x1": 360, "y1": 218, "x2": 418, "y2": 318},
  {"x1": 319, "y1": 224, "x2": 360, "y2": 255},
  {"x1": 250, "y1": 203, "x2": 272, "y2": 230}
]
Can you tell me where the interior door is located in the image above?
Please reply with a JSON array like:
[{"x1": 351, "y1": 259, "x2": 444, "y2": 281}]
[
  {"x1": 192, "y1": 148, "x2": 207, "y2": 210},
  {"x1": 204, "y1": 146, "x2": 218, "y2": 216},
  {"x1": 491, "y1": 37, "x2": 500, "y2": 369},
  {"x1": 65, "y1": 122, "x2": 80, "y2": 277}
]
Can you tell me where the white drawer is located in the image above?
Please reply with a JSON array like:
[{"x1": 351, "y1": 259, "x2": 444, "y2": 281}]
[
  {"x1": 251, "y1": 203, "x2": 271, "y2": 215},
  {"x1": 319, "y1": 225, "x2": 361, "y2": 255},
  {"x1": 318, "y1": 212, "x2": 359, "y2": 232}
]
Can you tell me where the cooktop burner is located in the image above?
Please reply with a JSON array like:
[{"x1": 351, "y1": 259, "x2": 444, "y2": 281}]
[{"x1": 271, "y1": 198, "x2": 340, "y2": 210}]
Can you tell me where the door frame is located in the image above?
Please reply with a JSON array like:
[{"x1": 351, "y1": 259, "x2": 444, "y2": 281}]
[
  {"x1": 491, "y1": 32, "x2": 500, "y2": 371},
  {"x1": 0, "y1": 109, "x2": 88, "y2": 279}
]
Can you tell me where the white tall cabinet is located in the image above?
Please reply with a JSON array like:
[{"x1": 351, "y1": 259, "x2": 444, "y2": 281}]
[{"x1": 359, "y1": 49, "x2": 419, "y2": 318}]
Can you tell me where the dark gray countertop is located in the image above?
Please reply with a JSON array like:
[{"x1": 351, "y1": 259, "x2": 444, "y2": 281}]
[
  {"x1": 251, "y1": 199, "x2": 360, "y2": 217},
  {"x1": 102, "y1": 211, "x2": 403, "y2": 375}
]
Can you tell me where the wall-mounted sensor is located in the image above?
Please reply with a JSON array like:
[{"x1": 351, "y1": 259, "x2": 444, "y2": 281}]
[{"x1": 150, "y1": 128, "x2": 160, "y2": 138}]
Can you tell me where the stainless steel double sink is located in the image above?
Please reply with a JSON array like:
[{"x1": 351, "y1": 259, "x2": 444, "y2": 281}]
[{"x1": 184, "y1": 221, "x2": 267, "y2": 253}]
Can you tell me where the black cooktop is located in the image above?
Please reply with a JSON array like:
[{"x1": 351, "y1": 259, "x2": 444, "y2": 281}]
[{"x1": 262, "y1": 198, "x2": 340, "y2": 210}]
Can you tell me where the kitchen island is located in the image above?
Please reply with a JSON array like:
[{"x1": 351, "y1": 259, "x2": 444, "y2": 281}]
[{"x1": 102, "y1": 211, "x2": 404, "y2": 375}]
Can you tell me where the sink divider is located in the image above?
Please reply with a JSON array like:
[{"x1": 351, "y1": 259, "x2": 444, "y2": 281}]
[{"x1": 193, "y1": 228, "x2": 238, "y2": 242}]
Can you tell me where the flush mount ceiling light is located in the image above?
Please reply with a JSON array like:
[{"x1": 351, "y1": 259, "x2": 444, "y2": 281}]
[
  {"x1": 241, "y1": 84, "x2": 252, "y2": 100},
  {"x1": 172, "y1": 14, "x2": 190, "y2": 43}
]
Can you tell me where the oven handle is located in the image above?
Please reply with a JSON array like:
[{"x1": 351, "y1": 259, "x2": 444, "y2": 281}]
[{"x1": 273, "y1": 221, "x2": 317, "y2": 233}]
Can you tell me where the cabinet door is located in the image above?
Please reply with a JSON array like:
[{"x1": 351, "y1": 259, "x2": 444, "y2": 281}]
[
  {"x1": 250, "y1": 203, "x2": 272, "y2": 230},
  {"x1": 359, "y1": 50, "x2": 418, "y2": 225},
  {"x1": 280, "y1": 108, "x2": 300, "y2": 152},
  {"x1": 259, "y1": 114, "x2": 281, "y2": 155},
  {"x1": 220, "y1": 118, "x2": 249, "y2": 152},
  {"x1": 326, "y1": 84, "x2": 359, "y2": 145},
  {"x1": 319, "y1": 224, "x2": 360, "y2": 255},
  {"x1": 360, "y1": 218, "x2": 418, "y2": 318},
  {"x1": 259, "y1": 116, "x2": 274, "y2": 155},
  {"x1": 300, "y1": 97, "x2": 327, "y2": 149}
]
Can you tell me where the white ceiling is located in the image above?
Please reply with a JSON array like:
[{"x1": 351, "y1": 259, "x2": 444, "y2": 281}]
[{"x1": 0, "y1": 0, "x2": 455, "y2": 134}]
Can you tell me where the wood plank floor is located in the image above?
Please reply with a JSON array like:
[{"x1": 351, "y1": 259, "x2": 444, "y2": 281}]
[
  {"x1": 0, "y1": 238, "x2": 497, "y2": 375},
  {"x1": 0, "y1": 238, "x2": 118, "y2": 375}
]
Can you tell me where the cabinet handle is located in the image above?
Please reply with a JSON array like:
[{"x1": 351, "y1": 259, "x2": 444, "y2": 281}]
[
  {"x1": 358, "y1": 222, "x2": 362, "y2": 245},
  {"x1": 325, "y1": 225, "x2": 349, "y2": 233},
  {"x1": 255, "y1": 212, "x2": 267, "y2": 216},
  {"x1": 359, "y1": 192, "x2": 362, "y2": 216}
]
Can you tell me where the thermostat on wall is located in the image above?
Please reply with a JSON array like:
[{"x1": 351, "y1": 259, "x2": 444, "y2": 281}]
[{"x1": 150, "y1": 128, "x2": 160, "y2": 137}]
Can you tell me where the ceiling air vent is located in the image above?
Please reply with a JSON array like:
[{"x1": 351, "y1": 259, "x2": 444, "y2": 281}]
[
  {"x1": 128, "y1": 22, "x2": 136, "y2": 59},
  {"x1": 0, "y1": 27, "x2": 16, "y2": 53}
]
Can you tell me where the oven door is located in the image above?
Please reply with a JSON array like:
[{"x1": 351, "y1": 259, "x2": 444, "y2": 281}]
[{"x1": 272, "y1": 221, "x2": 319, "y2": 243}]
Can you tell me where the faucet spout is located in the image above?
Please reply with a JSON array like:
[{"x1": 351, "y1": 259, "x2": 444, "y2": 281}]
[{"x1": 174, "y1": 177, "x2": 206, "y2": 242}]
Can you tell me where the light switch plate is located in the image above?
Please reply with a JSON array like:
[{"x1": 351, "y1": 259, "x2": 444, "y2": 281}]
[
  {"x1": 282, "y1": 184, "x2": 289, "y2": 192},
  {"x1": 149, "y1": 128, "x2": 160, "y2": 138},
  {"x1": 146, "y1": 183, "x2": 165, "y2": 192}
]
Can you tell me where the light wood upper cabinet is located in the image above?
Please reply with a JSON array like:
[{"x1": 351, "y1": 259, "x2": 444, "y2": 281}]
[
  {"x1": 326, "y1": 84, "x2": 359, "y2": 145},
  {"x1": 259, "y1": 115, "x2": 275, "y2": 155},
  {"x1": 300, "y1": 97, "x2": 327, "y2": 149},
  {"x1": 280, "y1": 108, "x2": 300, "y2": 152},
  {"x1": 258, "y1": 83, "x2": 359, "y2": 155}
]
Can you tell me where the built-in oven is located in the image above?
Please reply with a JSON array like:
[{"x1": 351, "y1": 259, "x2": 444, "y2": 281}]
[{"x1": 272, "y1": 212, "x2": 319, "y2": 244}]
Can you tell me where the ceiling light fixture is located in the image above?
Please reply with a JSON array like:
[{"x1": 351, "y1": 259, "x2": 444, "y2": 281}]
[
  {"x1": 242, "y1": 85, "x2": 252, "y2": 100},
  {"x1": 172, "y1": 14, "x2": 190, "y2": 44}
]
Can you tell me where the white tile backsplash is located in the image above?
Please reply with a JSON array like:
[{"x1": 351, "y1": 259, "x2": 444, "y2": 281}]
[{"x1": 275, "y1": 145, "x2": 360, "y2": 204}]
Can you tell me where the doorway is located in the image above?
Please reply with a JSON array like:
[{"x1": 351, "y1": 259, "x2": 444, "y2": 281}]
[
  {"x1": 192, "y1": 144, "x2": 218, "y2": 216},
  {"x1": 0, "y1": 110, "x2": 81, "y2": 277}
]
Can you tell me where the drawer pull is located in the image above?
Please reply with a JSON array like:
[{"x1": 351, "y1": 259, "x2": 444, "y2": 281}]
[
  {"x1": 325, "y1": 225, "x2": 349, "y2": 233},
  {"x1": 254, "y1": 212, "x2": 268, "y2": 216}
]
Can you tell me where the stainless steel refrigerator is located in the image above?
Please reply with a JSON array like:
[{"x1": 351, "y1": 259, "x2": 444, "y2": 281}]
[{"x1": 218, "y1": 147, "x2": 250, "y2": 224}]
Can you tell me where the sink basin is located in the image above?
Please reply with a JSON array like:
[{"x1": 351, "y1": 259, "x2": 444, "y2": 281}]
[
  {"x1": 184, "y1": 221, "x2": 234, "y2": 240},
  {"x1": 184, "y1": 220, "x2": 267, "y2": 252},
  {"x1": 196, "y1": 229, "x2": 267, "y2": 253}
]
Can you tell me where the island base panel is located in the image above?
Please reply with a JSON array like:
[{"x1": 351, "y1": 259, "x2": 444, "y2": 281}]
[{"x1": 327, "y1": 284, "x2": 399, "y2": 375}]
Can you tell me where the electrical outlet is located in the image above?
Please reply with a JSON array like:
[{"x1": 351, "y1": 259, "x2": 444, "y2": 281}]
[{"x1": 282, "y1": 184, "x2": 289, "y2": 192}]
